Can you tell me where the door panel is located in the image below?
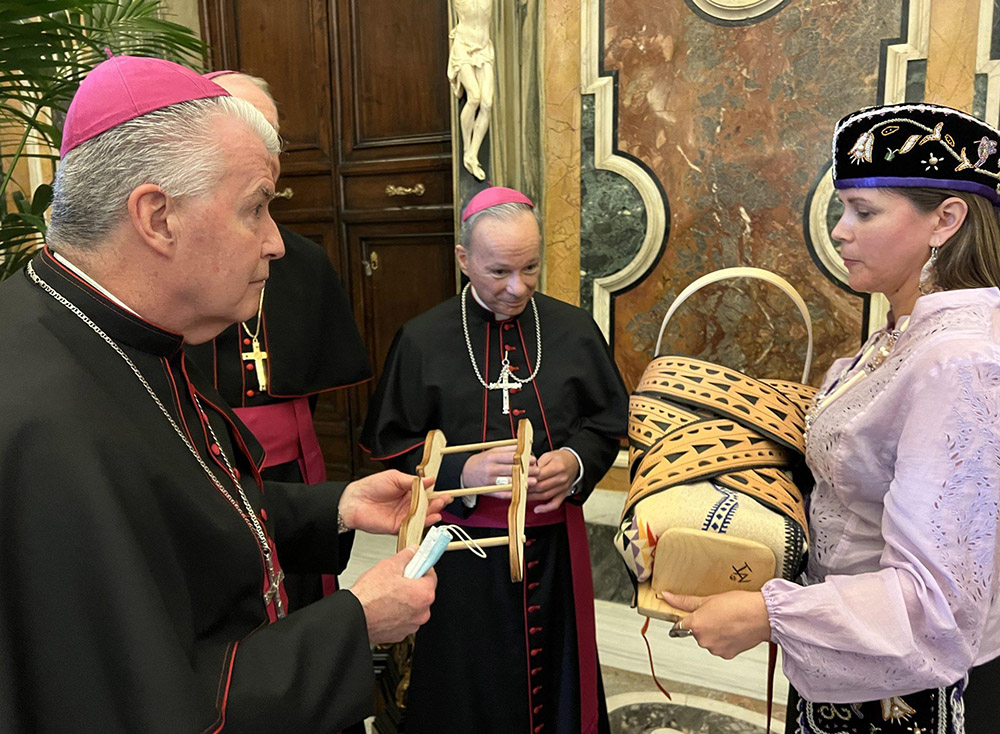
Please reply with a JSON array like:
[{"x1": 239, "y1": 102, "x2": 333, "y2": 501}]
[
  {"x1": 335, "y1": 0, "x2": 452, "y2": 162},
  {"x1": 348, "y1": 222, "x2": 457, "y2": 376}
]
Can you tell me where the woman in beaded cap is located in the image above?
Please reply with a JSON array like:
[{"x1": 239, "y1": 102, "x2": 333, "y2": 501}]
[{"x1": 665, "y1": 103, "x2": 1000, "y2": 734}]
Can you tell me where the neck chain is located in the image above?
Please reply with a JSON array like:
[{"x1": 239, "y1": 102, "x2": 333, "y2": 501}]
[
  {"x1": 27, "y1": 262, "x2": 286, "y2": 619},
  {"x1": 804, "y1": 321, "x2": 907, "y2": 439},
  {"x1": 461, "y1": 283, "x2": 542, "y2": 415},
  {"x1": 241, "y1": 284, "x2": 265, "y2": 340},
  {"x1": 240, "y1": 284, "x2": 269, "y2": 392}
]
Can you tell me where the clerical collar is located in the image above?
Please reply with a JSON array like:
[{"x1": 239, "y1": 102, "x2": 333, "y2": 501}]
[
  {"x1": 469, "y1": 285, "x2": 513, "y2": 321},
  {"x1": 34, "y1": 248, "x2": 183, "y2": 358},
  {"x1": 52, "y1": 249, "x2": 140, "y2": 316}
]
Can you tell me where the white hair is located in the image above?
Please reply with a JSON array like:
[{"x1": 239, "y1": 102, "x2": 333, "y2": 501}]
[
  {"x1": 48, "y1": 95, "x2": 280, "y2": 250},
  {"x1": 459, "y1": 201, "x2": 540, "y2": 249}
]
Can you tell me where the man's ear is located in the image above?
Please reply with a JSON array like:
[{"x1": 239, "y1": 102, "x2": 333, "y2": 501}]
[
  {"x1": 128, "y1": 184, "x2": 177, "y2": 257},
  {"x1": 455, "y1": 244, "x2": 470, "y2": 275},
  {"x1": 932, "y1": 196, "x2": 969, "y2": 248}
]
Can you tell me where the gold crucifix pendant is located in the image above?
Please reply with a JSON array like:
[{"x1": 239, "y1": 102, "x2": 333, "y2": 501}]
[{"x1": 241, "y1": 337, "x2": 268, "y2": 392}]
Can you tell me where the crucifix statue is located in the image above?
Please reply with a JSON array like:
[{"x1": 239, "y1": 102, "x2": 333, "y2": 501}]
[{"x1": 448, "y1": 0, "x2": 495, "y2": 180}]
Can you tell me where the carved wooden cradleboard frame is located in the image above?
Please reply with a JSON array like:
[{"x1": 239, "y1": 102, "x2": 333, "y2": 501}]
[{"x1": 397, "y1": 419, "x2": 532, "y2": 582}]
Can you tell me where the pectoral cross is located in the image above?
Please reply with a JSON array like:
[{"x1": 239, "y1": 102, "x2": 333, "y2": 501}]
[
  {"x1": 488, "y1": 362, "x2": 519, "y2": 414},
  {"x1": 263, "y1": 565, "x2": 286, "y2": 618},
  {"x1": 241, "y1": 337, "x2": 268, "y2": 391}
]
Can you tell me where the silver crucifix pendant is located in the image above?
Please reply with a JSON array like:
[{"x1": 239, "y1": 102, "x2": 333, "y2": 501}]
[
  {"x1": 489, "y1": 364, "x2": 518, "y2": 415},
  {"x1": 263, "y1": 562, "x2": 286, "y2": 618}
]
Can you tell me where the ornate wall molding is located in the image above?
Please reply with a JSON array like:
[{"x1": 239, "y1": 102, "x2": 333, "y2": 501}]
[
  {"x1": 805, "y1": 0, "x2": 930, "y2": 336},
  {"x1": 684, "y1": 0, "x2": 789, "y2": 25},
  {"x1": 580, "y1": 0, "x2": 668, "y2": 341}
]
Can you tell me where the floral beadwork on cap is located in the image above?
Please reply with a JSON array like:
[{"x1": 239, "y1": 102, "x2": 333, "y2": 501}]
[{"x1": 832, "y1": 103, "x2": 1000, "y2": 205}]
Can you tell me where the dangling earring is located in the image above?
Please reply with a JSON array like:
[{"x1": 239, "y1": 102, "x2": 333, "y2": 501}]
[{"x1": 919, "y1": 245, "x2": 940, "y2": 295}]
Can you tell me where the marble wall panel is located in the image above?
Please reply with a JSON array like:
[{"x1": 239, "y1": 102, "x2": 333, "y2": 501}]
[
  {"x1": 602, "y1": 0, "x2": 903, "y2": 389},
  {"x1": 543, "y1": 0, "x2": 584, "y2": 304},
  {"x1": 580, "y1": 94, "x2": 648, "y2": 311}
]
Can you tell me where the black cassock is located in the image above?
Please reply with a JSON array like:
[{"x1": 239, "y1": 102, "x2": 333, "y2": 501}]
[
  {"x1": 0, "y1": 249, "x2": 374, "y2": 733},
  {"x1": 186, "y1": 224, "x2": 372, "y2": 613},
  {"x1": 361, "y1": 290, "x2": 627, "y2": 734}
]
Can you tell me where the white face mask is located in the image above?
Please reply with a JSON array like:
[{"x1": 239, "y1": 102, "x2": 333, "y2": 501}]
[{"x1": 402, "y1": 525, "x2": 487, "y2": 578}]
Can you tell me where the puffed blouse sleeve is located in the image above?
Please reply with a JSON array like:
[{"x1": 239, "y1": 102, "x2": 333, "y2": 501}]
[{"x1": 762, "y1": 356, "x2": 1000, "y2": 703}]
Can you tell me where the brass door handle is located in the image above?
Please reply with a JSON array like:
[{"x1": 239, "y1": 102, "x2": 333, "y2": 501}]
[
  {"x1": 274, "y1": 187, "x2": 294, "y2": 199},
  {"x1": 362, "y1": 251, "x2": 379, "y2": 276},
  {"x1": 385, "y1": 183, "x2": 425, "y2": 197}
]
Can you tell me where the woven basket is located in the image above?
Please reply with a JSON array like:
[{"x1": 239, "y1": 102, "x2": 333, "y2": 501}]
[{"x1": 615, "y1": 268, "x2": 816, "y2": 621}]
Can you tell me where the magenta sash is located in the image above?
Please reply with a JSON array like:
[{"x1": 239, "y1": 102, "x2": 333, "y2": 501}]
[{"x1": 232, "y1": 397, "x2": 327, "y2": 484}]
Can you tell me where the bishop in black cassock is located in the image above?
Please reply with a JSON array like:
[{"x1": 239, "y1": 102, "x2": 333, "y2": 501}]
[
  {"x1": 0, "y1": 54, "x2": 443, "y2": 734},
  {"x1": 361, "y1": 187, "x2": 628, "y2": 734},
  {"x1": 0, "y1": 249, "x2": 373, "y2": 732}
]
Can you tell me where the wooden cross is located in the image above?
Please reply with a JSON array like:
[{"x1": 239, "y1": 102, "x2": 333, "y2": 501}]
[{"x1": 241, "y1": 337, "x2": 268, "y2": 392}]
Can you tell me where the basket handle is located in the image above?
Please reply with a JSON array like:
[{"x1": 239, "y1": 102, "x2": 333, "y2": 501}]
[{"x1": 654, "y1": 267, "x2": 814, "y2": 383}]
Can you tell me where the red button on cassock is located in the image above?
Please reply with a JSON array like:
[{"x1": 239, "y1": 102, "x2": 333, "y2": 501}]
[
  {"x1": 246, "y1": 389, "x2": 254, "y2": 397},
  {"x1": 210, "y1": 444, "x2": 221, "y2": 456}
]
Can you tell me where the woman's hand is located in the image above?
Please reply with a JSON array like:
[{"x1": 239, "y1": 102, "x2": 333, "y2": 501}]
[{"x1": 663, "y1": 590, "x2": 772, "y2": 660}]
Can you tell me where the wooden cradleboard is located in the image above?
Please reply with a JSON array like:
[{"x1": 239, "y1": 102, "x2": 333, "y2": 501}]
[
  {"x1": 617, "y1": 267, "x2": 817, "y2": 621},
  {"x1": 397, "y1": 419, "x2": 533, "y2": 582}
]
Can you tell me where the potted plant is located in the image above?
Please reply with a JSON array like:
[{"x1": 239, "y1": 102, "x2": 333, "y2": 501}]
[{"x1": 0, "y1": 0, "x2": 206, "y2": 280}]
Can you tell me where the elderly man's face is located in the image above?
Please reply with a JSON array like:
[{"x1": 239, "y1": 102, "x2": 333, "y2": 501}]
[
  {"x1": 457, "y1": 210, "x2": 541, "y2": 317},
  {"x1": 172, "y1": 115, "x2": 283, "y2": 342}
]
